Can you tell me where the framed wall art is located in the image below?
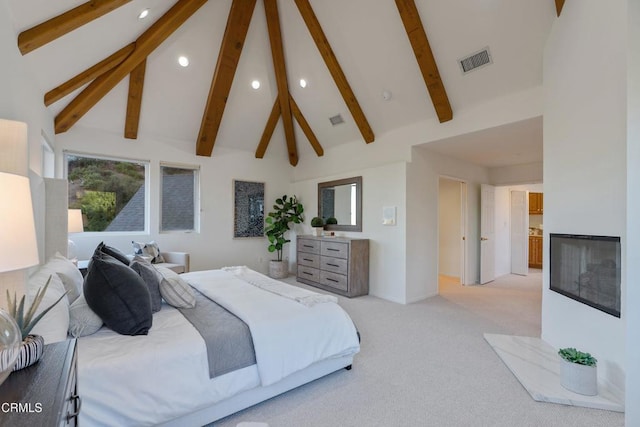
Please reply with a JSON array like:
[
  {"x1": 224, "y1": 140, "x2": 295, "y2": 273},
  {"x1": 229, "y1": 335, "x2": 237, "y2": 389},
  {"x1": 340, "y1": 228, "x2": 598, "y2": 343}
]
[{"x1": 233, "y1": 180, "x2": 264, "y2": 238}]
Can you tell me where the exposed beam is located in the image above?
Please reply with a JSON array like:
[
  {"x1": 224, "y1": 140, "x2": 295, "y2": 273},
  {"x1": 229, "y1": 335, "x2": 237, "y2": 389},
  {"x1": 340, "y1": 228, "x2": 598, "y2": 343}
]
[
  {"x1": 196, "y1": 0, "x2": 257, "y2": 157},
  {"x1": 18, "y1": 0, "x2": 132, "y2": 55},
  {"x1": 294, "y1": 0, "x2": 374, "y2": 144},
  {"x1": 55, "y1": 0, "x2": 207, "y2": 134},
  {"x1": 290, "y1": 95, "x2": 323, "y2": 157},
  {"x1": 395, "y1": 0, "x2": 452, "y2": 123},
  {"x1": 555, "y1": 0, "x2": 565, "y2": 16},
  {"x1": 256, "y1": 99, "x2": 281, "y2": 159},
  {"x1": 124, "y1": 58, "x2": 147, "y2": 139},
  {"x1": 45, "y1": 43, "x2": 135, "y2": 106},
  {"x1": 264, "y1": 0, "x2": 298, "y2": 166}
]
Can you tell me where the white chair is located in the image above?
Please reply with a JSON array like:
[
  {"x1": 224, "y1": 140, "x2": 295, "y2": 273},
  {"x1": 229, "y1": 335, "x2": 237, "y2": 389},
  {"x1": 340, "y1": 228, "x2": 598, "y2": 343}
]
[{"x1": 157, "y1": 251, "x2": 190, "y2": 274}]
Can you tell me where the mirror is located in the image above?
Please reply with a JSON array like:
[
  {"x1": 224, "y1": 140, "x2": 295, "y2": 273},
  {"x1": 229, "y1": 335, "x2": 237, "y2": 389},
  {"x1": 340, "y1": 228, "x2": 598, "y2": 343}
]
[{"x1": 318, "y1": 176, "x2": 362, "y2": 232}]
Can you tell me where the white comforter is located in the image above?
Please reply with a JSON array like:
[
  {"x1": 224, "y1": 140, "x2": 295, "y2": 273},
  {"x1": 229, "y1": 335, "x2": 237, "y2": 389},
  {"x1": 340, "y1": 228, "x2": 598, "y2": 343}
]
[
  {"x1": 186, "y1": 268, "x2": 360, "y2": 385},
  {"x1": 78, "y1": 268, "x2": 359, "y2": 426}
]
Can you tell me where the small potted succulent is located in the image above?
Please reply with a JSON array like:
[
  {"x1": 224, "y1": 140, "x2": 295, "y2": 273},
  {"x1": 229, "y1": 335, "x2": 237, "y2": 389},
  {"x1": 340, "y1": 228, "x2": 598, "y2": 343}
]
[
  {"x1": 310, "y1": 216, "x2": 324, "y2": 236},
  {"x1": 6, "y1": 275, "x2": 67, "y2": 370},
  {"x1": 558, "y1": 347, "x2": 598, "y2": 396}
]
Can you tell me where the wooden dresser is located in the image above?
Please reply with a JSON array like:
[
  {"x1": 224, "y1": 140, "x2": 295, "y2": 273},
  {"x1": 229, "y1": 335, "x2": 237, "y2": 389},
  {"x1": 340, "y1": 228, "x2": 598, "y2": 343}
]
[
  {"x1": 0, "y1": 339, "x2": 79, "y2": 426},
  {"x1": 297, "y1": 235, "x2": 369, "y2": 297}
]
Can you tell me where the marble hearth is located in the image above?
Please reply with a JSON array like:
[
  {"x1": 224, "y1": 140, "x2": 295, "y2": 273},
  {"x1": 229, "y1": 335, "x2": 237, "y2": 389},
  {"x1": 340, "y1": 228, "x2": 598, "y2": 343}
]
[{"x1": 484, "y1": 333, "x2": 624, "y2": 412}]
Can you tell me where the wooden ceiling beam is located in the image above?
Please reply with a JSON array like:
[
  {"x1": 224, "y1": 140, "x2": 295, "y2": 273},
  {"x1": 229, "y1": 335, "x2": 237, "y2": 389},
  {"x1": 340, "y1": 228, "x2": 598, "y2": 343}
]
[
  {"x1": 256, "y1": 99, "x2": 281, "y2": 159},
  {"x1": 196, "y1": 0, "x2": 257, "y2": 157},
  {"x1": 18, "y1": 0, "x2": 132, "y2": 55},
  {"x1": 290, "y1": 95, "x2": 323, "y2": 157},
  {"x1": 124, "y1": 58, "x2": 147, "y2": 139},
  {"x1": 55, "y1": 0, "x2": 207, "y2": 134},
  {"x1": 294, "y1": 0, "x2": 374, "y2": 144},
  {"x1": 555, "y1": 0, "x2": 565, "y2": 17},
  {"x1": 264, "y1": 0, "x2": 298, "y2": 166},
  {"x1": 45, "y1": 43, "x2": 135, "y2": 106},
  {"x1": 394, "y1": 0, "x2": 452, "y2": 123}
]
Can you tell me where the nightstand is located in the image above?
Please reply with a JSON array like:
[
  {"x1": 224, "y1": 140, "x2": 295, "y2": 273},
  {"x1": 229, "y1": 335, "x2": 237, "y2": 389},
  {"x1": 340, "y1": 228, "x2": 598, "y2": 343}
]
[{"x1": 0, "y1": 339, "x2": 80, "y2": 426}]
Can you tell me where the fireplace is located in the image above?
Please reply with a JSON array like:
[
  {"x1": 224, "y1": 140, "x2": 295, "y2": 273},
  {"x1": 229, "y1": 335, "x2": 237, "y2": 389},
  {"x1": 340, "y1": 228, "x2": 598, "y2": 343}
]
[{"x1": 549, "y1": 233, "x2": 621, "y2": 317}]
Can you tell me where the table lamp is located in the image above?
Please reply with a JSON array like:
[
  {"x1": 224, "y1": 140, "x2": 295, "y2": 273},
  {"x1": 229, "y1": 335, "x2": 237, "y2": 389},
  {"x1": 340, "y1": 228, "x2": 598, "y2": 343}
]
[
  {"x1": 67, "y1": 209, "x2": 84, "y2": 263},
  {"x1": 0, "y1": 171, "x2": 40, "y2": 385}
]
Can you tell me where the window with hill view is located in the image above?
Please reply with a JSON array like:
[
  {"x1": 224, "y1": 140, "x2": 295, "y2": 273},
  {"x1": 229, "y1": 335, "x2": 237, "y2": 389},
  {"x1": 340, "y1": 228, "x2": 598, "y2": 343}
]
[{"x1": 66, "y1": 154, "x2": 147, "y2": 232}]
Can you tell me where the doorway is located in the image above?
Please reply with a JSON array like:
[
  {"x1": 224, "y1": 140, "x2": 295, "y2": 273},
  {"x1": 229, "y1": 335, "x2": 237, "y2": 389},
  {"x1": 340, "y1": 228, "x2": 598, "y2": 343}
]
[{"x1": 438, "y1": 177, "x2": 467, "y2": 288}]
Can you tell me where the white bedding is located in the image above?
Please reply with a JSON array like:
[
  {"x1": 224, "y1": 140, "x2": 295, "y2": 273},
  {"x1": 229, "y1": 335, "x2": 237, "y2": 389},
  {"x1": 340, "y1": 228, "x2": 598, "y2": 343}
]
[{"x1": 78, "y1": 268, "x2": 360, "y2": 426}]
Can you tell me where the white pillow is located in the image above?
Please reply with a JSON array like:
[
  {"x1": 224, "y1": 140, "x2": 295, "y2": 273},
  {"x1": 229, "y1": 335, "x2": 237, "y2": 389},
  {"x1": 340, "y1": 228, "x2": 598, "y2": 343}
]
[
  {"x1": 33, "y1": 252, "x2": 83, "y2": 304},
  {"x1": 155, "y1": 266, "x2": 196, "y2": 308},
  {"x1": 68, "y1": 294, "x2": 103, "y2": 337},
  {"x1": 26, "y1": 271, "x2": 70, "y2": 344}
]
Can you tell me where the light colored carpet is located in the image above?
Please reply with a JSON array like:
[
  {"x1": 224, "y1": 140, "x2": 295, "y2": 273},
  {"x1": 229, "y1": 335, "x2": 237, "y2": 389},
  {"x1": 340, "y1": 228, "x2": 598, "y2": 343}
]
[{"x1": 214, "y1": 272, "x2": 624, "y2": 427}]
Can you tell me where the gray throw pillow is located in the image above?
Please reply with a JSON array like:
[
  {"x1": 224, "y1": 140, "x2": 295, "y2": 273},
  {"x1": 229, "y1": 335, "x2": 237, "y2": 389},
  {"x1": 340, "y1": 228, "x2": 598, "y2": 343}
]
[
  {"x1": 68, "y1": 294, "x2": 103, "y2": 337},
  {"x1": 155, "y1": 266, "x2": 196, "y2": 309},
  {"x1": 84, "y1": 251, "x2": 153, "y2": 335},
  {"x1": 130, "y1": 256, "x2": 163, "y2": 312},
  {"x1": 95, "y1": 242, "x2": 130, "y2": 265}
]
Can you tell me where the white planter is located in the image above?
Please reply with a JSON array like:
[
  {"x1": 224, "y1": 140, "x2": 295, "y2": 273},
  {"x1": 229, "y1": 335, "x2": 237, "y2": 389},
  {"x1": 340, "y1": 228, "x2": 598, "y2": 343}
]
[
  {"x1": 268, "y1": 260, "x2": 288, "y2": 279},
  {"x1": 560, "y1": 359, "x2": 598, "y2": 396},
  {"x1": 312, "y1": 227, "x2": 323, "y2": 237}
]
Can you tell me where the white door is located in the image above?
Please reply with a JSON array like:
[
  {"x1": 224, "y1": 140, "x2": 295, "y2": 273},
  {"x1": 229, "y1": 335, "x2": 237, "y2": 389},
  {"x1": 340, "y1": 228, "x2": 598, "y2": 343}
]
[
  {"x1": 510, "y1": 190, "x2": 529, "y2": 275},
  {"x1": 459, "y1": 181, "x2": 467, "y2": 285},
  {"x1": 480, "y1": 184, "x2": 495, "y2": 284}
]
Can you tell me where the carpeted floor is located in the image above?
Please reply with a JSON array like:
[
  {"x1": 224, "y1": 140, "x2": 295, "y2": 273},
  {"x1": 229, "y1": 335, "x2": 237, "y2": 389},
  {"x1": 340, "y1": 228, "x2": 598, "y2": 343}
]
[{"x1": 214, "y1": 271, "x2": 624, "y2": 427}]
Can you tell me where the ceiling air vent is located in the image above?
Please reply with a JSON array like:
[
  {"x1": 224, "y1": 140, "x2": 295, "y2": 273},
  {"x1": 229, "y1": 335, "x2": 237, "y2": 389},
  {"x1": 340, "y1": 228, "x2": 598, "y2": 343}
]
[
  {"x1": 459, "y1": 47, "x2": 492, "y2": 74},
  {"x1": 329, "y1": 114, "x2": 344, "y2": 126}
]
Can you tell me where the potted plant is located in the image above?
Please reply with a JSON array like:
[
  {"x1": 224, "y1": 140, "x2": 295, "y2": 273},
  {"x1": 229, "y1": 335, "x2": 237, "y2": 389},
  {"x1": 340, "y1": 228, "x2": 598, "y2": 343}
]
[
  {"x1": 326, "y1": 217, "x2": 338, "y2": 225},
  {"x1": 310, "y1": 216, "x2": 324, "y2": 236},
  {"x1": 265, "y1": 195, "x2": 304, "y2": 278},
  {"x1": 6, "y1": 275, "x2": 67, "y2": 371},
  {"x1": 558, "y1": 347, "x2": 598, "y2": 396}
]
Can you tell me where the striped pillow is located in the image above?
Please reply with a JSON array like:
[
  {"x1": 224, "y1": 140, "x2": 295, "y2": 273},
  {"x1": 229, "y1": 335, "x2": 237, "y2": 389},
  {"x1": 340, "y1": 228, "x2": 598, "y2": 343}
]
[{"x1": 154, "y1": 266, "x2": 196, "y2": 309}]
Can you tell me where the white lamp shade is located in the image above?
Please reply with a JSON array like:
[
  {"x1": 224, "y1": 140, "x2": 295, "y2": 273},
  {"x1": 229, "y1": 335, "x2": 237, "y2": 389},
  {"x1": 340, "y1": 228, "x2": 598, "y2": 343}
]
[
  {"x1": 67, "y1": 209, "x2": 84, "y2": 233},
  {"x1": 0, "y1": 172, "x2": 39, "y2": 272}
]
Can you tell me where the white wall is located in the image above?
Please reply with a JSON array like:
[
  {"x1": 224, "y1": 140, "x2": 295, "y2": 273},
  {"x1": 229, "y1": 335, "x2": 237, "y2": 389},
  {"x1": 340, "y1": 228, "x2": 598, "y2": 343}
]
[
  {"x1": 543, "y1": 0, "x2": 627, "y2": 399},
  {"x1": 626, "y1": 0, "x2": 640, "y2": 423},
  {"x1": 438, "y1": 178, "x2": 461, "y2": 278},
  {"x1": 489, "y1": 161, "x2": 543, "y2": 185},
  {"x1": 291, "y1": 163, "x2": 407, "y2": 303},
  {"x1": 55, "y1": 126, "x2": 292, "y2": 274},
  {"x1": 406, "y1": 148, "x2": 490, "y2": 300}
]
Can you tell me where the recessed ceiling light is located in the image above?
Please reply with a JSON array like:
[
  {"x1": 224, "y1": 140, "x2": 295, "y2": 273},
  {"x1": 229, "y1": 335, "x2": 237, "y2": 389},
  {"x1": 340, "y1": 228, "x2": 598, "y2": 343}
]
[
  {"x1": 178, "y1": 56, "x2": 189, "y2": 67},
  {"x1": 138, "y1": 9, "x2": 150, "y2": 20},
  {"x1": 251, "y1": 80, "x2": 261, "y2": 90},
  {"x1": 299, "y1": 79, "x2": 307, "y2": 88}
]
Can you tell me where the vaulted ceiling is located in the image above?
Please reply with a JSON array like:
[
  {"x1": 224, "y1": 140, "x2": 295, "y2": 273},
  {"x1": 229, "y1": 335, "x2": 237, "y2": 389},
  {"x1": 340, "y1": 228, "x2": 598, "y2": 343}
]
[{"x1": 7, "y1": 0, "x2": 558, "y2": 167}]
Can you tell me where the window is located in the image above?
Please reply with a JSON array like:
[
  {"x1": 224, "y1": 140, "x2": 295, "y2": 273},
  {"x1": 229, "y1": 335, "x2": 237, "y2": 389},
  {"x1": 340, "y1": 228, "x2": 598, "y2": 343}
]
[
  {"x1": 65, "y1": 153, "x2": 148, "y2": 232},
  {"x1": 160, "y1": 164, "x2": 199, "y2": 232}
]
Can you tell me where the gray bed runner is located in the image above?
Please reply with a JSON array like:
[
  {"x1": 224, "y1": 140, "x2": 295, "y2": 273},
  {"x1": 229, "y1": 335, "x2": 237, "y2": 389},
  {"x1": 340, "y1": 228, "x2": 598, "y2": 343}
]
[{"x1": 178, "y1": 289, "x2": 256, "y2": 378}]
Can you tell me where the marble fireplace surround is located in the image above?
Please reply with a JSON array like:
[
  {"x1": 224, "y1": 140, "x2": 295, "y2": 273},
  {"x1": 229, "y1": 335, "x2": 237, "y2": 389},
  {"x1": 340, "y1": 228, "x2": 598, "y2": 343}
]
[{"x1": 484, "y1": 334, "x2": 624, "y2": 412}]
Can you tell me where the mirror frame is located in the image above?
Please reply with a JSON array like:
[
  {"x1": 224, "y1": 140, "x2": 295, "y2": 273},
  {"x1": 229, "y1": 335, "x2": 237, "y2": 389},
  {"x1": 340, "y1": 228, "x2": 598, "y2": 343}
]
[{"x1": 317, "y1": 176, "x2": 362, "y2": 232}]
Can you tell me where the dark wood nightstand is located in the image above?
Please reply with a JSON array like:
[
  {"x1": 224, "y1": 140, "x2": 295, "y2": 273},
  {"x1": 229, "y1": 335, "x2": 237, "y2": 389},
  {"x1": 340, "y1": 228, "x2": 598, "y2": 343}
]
[{"x1": 0, "y1": 339, "x2": 79, "y2": 426}]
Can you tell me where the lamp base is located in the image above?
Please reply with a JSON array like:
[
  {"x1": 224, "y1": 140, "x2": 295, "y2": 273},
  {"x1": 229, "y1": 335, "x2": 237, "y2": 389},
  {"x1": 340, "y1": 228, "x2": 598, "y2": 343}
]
[{"x1": 67, "y1": 239, "x2": 78, "y2": 265}]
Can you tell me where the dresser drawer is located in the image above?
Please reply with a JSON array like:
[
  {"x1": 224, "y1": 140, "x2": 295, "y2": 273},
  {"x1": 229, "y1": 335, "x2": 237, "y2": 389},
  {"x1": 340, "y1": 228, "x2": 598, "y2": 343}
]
[
  {"x1": 321, "y1": 241, "x2": 348, "y2": 259},
  {"x1": 297, "y1": 238, "x2": 320, "y2": 254},
  {"x1": 298, "y1": 252, "x2": 320, "y2": 269},
  {"x1": 320, "y1": 256, "x2": 348, "y2": 274},
  {"x1": 297, "y1": 265, "x2": 320, "y2": 282},
  {"x1": 320, "y1": 270, "x2": 348, "y2": 292}
]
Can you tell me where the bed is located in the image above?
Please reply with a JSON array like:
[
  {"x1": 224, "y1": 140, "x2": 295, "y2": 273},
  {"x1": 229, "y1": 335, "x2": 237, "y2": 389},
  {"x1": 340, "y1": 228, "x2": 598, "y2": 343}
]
[
  {"x1": 76, "y1": 266, "x2": 360, "y2": 426},
  {"x1": 26, "y1": 177, "x2": 360, "y2": 426}
]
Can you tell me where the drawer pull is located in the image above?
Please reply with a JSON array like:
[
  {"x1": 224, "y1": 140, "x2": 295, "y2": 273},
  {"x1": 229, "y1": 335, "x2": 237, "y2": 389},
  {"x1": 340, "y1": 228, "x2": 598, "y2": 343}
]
[
  {"x1": 327, "y1": 248, "x2": 339, "y2": 252},
  {"x1": 303, "y1": 245, "x2": 314, "y2": 248},
  {"x1": 303, "y1": 258, "x2": 313, "y2": 262},
  {"x1": 327, "y1": 278, "x2": 339, "y2": 283},
  {"x1": 303, "y1": 272, "x2": 313, "y2": 276},
  {"x1": 327, "y1": 263, "x2": 339, "y2": 267},
  {"x1": 67, "y1": 394, "x2": 82, "y2": 421}
]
